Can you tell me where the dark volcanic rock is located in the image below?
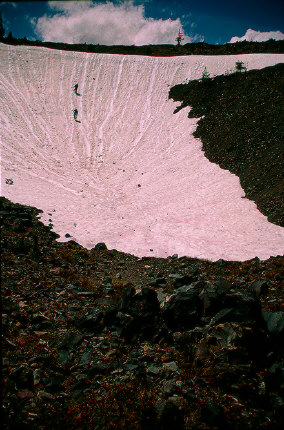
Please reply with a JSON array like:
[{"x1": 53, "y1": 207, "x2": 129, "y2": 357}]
[
  {"x1": 9, "y1": 366, "x2": 34, "y2": 390},
  {"x1": 170, "y1": 64, "x2": 284, "y2": 226},
  {"x1": 56, "y1": 332, "x2": 84, "y2": 351},
  {"x1": 220, "y1": 290, "x2": 261, "y2": 324},
  {"x1": 200, "y1": 404, "x2": 226, "y2": 427},
  {"x1": 157, "y1": 398, "x2": 185, "y2": 430},
  {"x1": 111, "y1": 288, "x2": 161, "y2": 341},
  {"x1": 93, "y1": 242, "x2": 107, "y2": 250},
  {"x1": 73, "y1": 311, "x2": 103, "y2": 331},
  {"x1": 162, "y1": 286, "x2": 202, "y2": 330},
  {"x1": 88, "y1": 363, "x2": 110, "y2": 378},
  {"x1": 262, "y1": 311, "x2": 284, "y2": 335},
  {"x1": 1, "y1": 196, "x2": 284, "y2": 430},
  {"x1": 119, "y1": 284, "x2": 136, "y2": 310},
  {"x1": 120, "y1": 286, "x2": 160, "y2": 318},
  {"x1": 250, "y1": 280, "x2": 270, "y2": 297},
  {"x1": 42, "y1": 374, "x2": 66, "y2": 393},
  {"x1": 149, "y1": 277, "x2": 167, "y2": 287},
  {"x1": 168, "y1": 274, "x2": 196, "y2": 289},
  {"x1": 103, "y1": 304, "x2": 118, "y2": 327},
  {"x1": 174, "y1": 327, "x2": 206, "y2": 355}
]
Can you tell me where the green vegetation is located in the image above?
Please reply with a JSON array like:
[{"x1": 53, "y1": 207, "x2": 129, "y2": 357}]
[
  {"x1": 235, "y1": 61, "x2": 247, "y2": 72},
  {"x1": 176, "y1": 29, "x2": 184, "y2": 47},
  {"x1": 201, "y1": 67, "x2": 210, "y2": 80}
]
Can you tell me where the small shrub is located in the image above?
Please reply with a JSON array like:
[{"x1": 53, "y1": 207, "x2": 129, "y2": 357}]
[
  {"x1": 201, "y1": 67, "x2": 210, "y2": 80},
  {"x1": 235, "y1": 61, "x2": 247, "y2": 72}
]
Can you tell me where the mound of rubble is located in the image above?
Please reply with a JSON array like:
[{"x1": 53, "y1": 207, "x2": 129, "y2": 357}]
[{"x1": 1, "y1": 197, "x2": 284, "y2": 429}]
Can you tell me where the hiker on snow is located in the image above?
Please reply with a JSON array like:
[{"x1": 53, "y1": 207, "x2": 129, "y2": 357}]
[
  {"x1": 73, "y1": 109, "x2": 78, "y2": 120},
  {"x1": 74, "y1": 83, "x2": 79, "y2": 95}
]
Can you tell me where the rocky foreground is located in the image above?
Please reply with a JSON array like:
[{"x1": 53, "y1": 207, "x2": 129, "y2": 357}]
[{"x1": 1, "y1": 196, "x2": 284, "y2": 429}]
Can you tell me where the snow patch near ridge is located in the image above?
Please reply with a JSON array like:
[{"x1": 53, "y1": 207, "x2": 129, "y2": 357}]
[{"x1": 0, "y1": 43, "x2": 283, "y2": 260}]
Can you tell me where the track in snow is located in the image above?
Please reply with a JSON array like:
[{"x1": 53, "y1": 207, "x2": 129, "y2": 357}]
[{"x1": 0, "y1": 43, "x2": 283, "y2": 260}]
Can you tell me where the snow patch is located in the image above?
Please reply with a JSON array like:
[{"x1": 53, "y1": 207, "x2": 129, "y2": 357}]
[{"x1": 0, "y1": 43, "x2": 284, "y2": 260}]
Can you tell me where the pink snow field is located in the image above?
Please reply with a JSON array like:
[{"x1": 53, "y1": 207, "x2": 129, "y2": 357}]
[{"x1": 0, "y1": 43, "x2": 283, "y2": 261}]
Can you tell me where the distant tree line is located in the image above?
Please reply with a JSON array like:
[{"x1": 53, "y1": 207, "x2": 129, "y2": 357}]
[
  {"x1": 2, "y1": 38, "x2": 284, "y2": 56},
  {"x1": 0, "y1": 13, "x2": 283, "y2": 56}
]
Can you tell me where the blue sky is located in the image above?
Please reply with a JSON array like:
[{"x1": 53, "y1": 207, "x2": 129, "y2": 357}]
[{"x1": 1, "y1": 0, "x2": 283, "y2": 45}]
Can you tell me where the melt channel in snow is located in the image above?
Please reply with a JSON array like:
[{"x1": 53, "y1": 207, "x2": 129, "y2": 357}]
[{"x1": 0, "y1": 43, "x2": 283, "y2": 261}]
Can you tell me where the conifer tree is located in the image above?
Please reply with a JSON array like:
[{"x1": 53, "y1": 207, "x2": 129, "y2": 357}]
[
  {"x1": 176, "y1": 29, "x2": 184, "y2": 46},
  {"x1": 0, "y1": 12, "x2": 5, "y2": 40},
  {"x1": 202, "y1": 67, "x2": 210, "y2": 80},
  {"x1": 7, "y1": 31, "x2": 13, "y2": 41},
  {"x1": 235, "y1": 61, "x2": 247, "y2": 72}
]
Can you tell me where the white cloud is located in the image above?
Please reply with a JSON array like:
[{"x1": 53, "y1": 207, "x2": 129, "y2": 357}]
[
  {"x1": 229, "y1": 28, "x2": 284, "y2": 43},
  {"x1": 33, "y1": 1, "x2": 193, "y2": 45}
]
